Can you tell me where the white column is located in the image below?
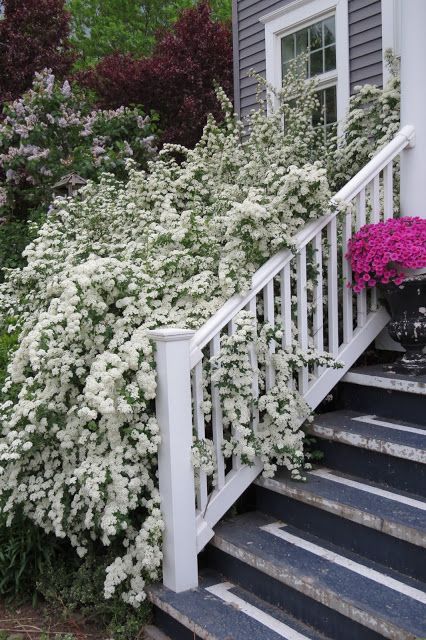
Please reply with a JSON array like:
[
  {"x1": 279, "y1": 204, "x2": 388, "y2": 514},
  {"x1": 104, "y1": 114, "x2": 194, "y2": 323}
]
[
  {"x1": 147, "y1": 328, "x2": 198, "y2": 592},
  {"x1": 400, "y1": 0, "x2": 426, "y2": 219}
]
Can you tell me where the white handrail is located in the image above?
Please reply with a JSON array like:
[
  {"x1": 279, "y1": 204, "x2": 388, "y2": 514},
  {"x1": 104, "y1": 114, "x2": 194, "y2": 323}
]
[{"x1": 190, "y1": 125, "x2": 415, "y2": 367}]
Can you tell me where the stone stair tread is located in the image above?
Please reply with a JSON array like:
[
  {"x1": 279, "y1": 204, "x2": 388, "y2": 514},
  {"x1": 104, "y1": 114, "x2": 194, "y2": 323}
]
[
  {"x1": 342, "y1": 365, "x2": 426, "y2": 394},
  {"x1": 308, "y1": 410, "x2": 426, "y2": 463},
  {"x1": 148, "y1": 568, "x2": 332, "y2": 640},
  {"x1": 212, "y1": 511, "x2": 426, "y2": 639},
  {"x1": 256, "y1": 467, "x2": 426, "y2": 547}
]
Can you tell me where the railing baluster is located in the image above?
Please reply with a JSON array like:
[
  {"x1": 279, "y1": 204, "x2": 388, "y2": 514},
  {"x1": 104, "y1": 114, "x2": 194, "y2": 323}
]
[
  {"x1": 280, "y1": 263, "x2": 293, "y2": 390},
  {"x1": 263, "y1": 279, "x2": 275, "y2": 391},
  {"x1": 227, "y1": 318, "x2": 242, "y2": 470},
  {"x1": 372, "y1": 175, "x2": 381, "y2": 223},
  {"x1": 383, "y1": 162, "x2": 394, "y2": 220},
  {"x1": 297, "y1": 246, "x2": 309, "y2": 393},
  {"x1": 327, "y1": 218, "x2": 339, "y2": 356},
  {"x1": 192, "y1": 361, "x2": 208, "y2": 511},
  {"x1": 370, "y1": 176, "x2": 380, "y2": 311},
  {"x1": 312, "y1": 234, "x2": 324, "y2": 351},
  {"x1": 312, "y1": 234, "x2": 324, "y2": 377},
  {"x1": 246, "y1": 297, "x2": 259, "y2": 432},
  {"x1": 356, "y1": 188, "x2": 368, "y2": 327},
  {"x1": 211, "y1": 333, "x2": 226, "y2": 490},
  {"x1": 342, "y1": 210, "x2": 353, "y2": 343}
]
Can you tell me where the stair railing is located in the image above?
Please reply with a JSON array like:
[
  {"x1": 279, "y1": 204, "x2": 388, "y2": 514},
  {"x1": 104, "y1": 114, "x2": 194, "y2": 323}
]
[{"x1": 148, "y1": 125, "x2": 415, "y2": 593}]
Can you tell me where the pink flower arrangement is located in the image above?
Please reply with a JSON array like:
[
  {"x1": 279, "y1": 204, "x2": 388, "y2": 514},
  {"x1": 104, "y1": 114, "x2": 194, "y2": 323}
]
[{"x1": 346, "y1": 216, "x2": 426, "y2": 293}]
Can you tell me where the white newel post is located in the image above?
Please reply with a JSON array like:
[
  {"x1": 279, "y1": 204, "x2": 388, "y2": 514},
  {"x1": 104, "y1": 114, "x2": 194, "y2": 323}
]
[
  {"x1": 400, "y1": 0, "x2": 426, "y2": 219},
  {"x1": 147, "y1": 328, "x2": 198, "y2": 592}
]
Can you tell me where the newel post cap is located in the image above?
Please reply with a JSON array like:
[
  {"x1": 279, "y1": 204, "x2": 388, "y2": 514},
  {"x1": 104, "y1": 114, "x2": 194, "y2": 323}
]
[{"x1": 147, "y1": 327, "x2": 195, "y2": 342}]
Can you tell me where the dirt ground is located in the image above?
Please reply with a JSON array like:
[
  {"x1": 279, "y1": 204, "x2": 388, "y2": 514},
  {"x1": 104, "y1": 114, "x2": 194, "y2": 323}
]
[{"x1": 0, "y1": 601, "x2": 109, "y2": 640}]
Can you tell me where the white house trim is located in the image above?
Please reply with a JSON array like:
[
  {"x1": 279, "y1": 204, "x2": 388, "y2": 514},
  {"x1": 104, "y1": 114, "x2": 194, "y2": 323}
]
[
  {"x1": 261, "y1": 0, "x2": 350, "y2": 130},
  {"x1": 382, "y1": 0, "x2": 401, "y2": 85}
]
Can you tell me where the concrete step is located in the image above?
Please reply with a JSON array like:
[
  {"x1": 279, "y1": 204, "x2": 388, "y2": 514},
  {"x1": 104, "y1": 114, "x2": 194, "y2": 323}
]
[
  {"x1": 340, "y1": 365, "x2": 426, "y2": 425},
  {"x1": 149, "y1": 569, "x2": 333, "y2": 640},
  {"x1": 307, "y1": 410, "x2": 426, "y2": 495},
  {"x1": 255, "y1": 467, "x2": 426, "y2": 581},
  {"x1": 210, "y1": 512, "x2": 426, "y2": 640}
]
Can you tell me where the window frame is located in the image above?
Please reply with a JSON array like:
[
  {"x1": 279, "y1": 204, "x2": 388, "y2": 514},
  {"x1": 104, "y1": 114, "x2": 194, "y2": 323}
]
[
  {"x1": 260, "y1": 0, "x2": 349, "y2": 133},
  {"x1": 382, "y1": 0, "x2": 401, "y2": 85}
]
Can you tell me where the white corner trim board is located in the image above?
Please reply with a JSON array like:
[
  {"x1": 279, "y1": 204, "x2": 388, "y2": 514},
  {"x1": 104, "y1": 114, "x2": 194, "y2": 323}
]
[
  {"x1": 206, "y1": 582, "x2": 312, "y2": 640},
  {"x1": 261, "y1": 522, "x2": 426, "y2": 604}
]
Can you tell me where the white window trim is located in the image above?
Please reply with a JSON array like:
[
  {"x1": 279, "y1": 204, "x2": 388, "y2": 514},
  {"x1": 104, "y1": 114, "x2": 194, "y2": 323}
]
[
  {"x1": 260, "y1": 0, "x2": 350, "y2": 132},
  {"x1": 382, "y1": 0, "x2": 401, "y2": 85}
]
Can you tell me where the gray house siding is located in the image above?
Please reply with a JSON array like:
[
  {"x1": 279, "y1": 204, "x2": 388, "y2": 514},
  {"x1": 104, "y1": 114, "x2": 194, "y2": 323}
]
[
  {"x1": 233, "y1": 0, "x2": 383, "y2": 118},
  {"x1": 349, "y1": 0, "x2": 382, "y2": 92}
]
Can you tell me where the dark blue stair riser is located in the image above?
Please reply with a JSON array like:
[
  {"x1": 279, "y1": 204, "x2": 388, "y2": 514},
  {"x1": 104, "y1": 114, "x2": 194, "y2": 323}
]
[
  {"x1": 206, "y1": 546, "x2": 384, "y2": 640},
  {"x1": 316, "y1": 439, "x2": 426, "y2": 497},
  {"x1": 339, "y1": 382, "x2": 426, "y2": 426},
  {"x1": 154, "y1": 607, "x2": 203, "y2": 640},
  {"x1": 255, "y1": 486, "x2": 426, "y2": 583}
]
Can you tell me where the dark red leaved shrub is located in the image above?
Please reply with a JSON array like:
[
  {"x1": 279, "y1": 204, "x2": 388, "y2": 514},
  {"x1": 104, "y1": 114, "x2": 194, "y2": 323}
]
[
  {"x1": 0, "y1": 0, "x2": 75, "y2": 106},
  {"x1": 79, "y1": 2, "x2": 233, "y2": 148}
]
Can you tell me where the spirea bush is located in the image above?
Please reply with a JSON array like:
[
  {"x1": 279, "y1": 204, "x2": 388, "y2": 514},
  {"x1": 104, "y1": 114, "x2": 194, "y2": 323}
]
[
  {"x1": 0, "y1": 68, "x2": 158, "y2": 234},
  {"x1": 0, "y1": 65, "x2": 383, "y2": 607},
  {"x1": 330, "y1": 51, "x2": 400, "y2": 191}
]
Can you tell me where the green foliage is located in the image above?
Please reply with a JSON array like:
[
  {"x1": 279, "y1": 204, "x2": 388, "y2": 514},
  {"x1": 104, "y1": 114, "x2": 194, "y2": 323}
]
[
  {"x1": 0, "y1": 507, "x2": 62, "y2": 604},
  {"x1": 67, "y1": 0, "x2": 232, "y2": 69},
  {"x1": 0, "y1": 221, "x2": 35, "y2": 281},
  {"x1": 0, "y1": 323, "x2": 18, "y2": 392},
  {"x1": 38, "y1": 549, "x2": 151, "y2": 640}
]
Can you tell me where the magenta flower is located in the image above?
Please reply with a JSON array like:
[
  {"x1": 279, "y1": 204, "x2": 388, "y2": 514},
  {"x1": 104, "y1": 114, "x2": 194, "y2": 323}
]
[{"x1": 346, "y1": 217, "x2": 426, "y2": 292}]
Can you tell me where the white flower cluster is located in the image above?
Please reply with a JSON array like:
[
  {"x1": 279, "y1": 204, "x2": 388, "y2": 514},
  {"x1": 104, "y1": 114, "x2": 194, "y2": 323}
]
[
  {"x1": 210, "y1": 313, "x2": 341, "y2": 480},
  {"x1": 0, "y1": 69, "x2": 359, "y2": 606}
]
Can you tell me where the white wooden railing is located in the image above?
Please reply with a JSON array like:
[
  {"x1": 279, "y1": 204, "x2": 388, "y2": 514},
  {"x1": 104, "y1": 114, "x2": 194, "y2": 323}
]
[{"x1": 148, "y1": 125, "x2": 415, "y2": 593}]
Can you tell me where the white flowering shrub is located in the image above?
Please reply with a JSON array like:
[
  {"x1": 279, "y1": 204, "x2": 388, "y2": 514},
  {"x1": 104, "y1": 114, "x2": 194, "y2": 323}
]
[
  {"x1": 329, "y1": 51, "x2": 400, "y2": 190},
  {"x1": 209, "y1": 312, "x2": 339, "y2": 480},
  {"x1": 0, "y1": 59, "x2": 399, "y2": 606}
]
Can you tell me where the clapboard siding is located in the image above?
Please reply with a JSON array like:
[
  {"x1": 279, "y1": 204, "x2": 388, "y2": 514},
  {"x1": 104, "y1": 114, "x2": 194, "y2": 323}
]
[
  {"x1": 233, "y1": 0, "x2": 383, "y2": 118},
  {"x1": 234, "y1": 0, "x2": 293, "y2": 118},
  {"x1": 348, "y1": 0, "x2": 382, "y2": 92}
]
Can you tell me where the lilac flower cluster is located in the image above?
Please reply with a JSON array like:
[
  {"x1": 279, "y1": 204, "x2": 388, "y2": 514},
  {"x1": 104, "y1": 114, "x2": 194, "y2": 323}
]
[{"x1": 346, "y1": 216, "x2": 426, "y2": 292}]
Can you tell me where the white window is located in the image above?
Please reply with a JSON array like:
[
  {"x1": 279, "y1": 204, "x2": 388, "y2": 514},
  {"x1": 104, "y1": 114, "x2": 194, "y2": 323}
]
[{"x1": 261, "y1": 0, "x2": 349, "y2": 132}]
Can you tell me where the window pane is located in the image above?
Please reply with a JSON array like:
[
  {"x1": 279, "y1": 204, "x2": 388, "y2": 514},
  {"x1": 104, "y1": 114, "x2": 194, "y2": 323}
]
[
  {"x1": 312, "y1": 90, "x2": 324, "y2": 126},
  {"x1": 296, "y1": 28, "x2": 308, "y2": 54},
  {"x1": 310, "y1": 49, "x2": 323, "y2": 76},
  {"x1": 324, "y1": 44, "x2": 336, "y2": 72},
  {"x1": 282, "y1": 35, "x2": 295, "y2": 62},
  {"x1": 310, "y1": 22, "x2": 322, "y2": 50},
  {"x1": 323, "y1": 17, "x2": 335, "y2": 45},
  {"x1": 325, "y1": 86, "x2": 337, "y2": 124},
  {"x1": 282, "y1": 61, "x2": 290, "y2": 79}
]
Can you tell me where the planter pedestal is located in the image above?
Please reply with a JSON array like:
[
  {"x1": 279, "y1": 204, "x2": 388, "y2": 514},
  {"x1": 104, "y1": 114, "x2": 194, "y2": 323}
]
[{"x1": 382, "y1": 276, "x2": 426, "y2": 375}]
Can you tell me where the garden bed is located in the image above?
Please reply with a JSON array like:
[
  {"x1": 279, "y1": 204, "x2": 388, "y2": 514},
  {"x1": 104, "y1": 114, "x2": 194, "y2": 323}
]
[{"x1": 0, "y1": 601, "x2": 113, "y2": 640}]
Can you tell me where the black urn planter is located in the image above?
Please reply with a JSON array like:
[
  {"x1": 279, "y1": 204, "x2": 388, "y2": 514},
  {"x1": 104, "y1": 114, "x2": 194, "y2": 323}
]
[{"x1": 382, "y1": 275, "x2": 426, "y2": 375}]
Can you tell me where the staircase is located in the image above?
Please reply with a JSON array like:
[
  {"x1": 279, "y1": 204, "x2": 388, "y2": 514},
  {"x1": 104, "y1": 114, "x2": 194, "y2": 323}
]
[{"x1": 148, "y1": 366, "x2": 426, "y2": 640}]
